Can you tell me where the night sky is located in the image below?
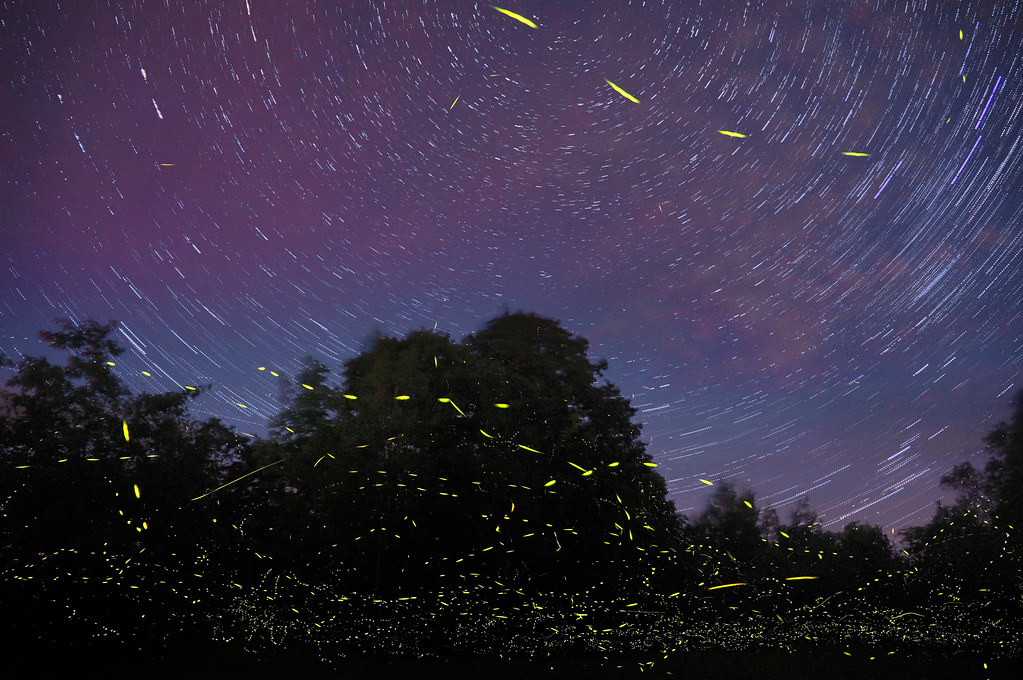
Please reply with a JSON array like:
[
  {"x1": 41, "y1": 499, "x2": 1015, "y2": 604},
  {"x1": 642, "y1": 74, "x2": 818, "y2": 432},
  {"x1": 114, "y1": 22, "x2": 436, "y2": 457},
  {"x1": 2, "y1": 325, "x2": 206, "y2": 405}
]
[{"x1": 2, "y1": 0, "x2": 1022, "y2": 536}]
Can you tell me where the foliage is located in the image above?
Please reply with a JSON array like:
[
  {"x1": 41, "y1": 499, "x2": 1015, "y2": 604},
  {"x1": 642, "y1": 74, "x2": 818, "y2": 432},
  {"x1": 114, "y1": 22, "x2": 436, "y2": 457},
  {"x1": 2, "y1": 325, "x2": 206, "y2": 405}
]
[
  {"x1": 248, "y1": 312, "x2": 688, "y2": 594},
  {"x1": 1, "y1": 317, "x2": 1019, "y2": 664},
  {"x1": 0, "y1": 319, "x2": 248, "y2": 648},
  {"x1": 692, "y1": 481, "x2": 764, "y2": 574},
  {"x1": 984, "y1": 390, "x2": 1023, "y2": 544},
  {"x1": 688, "y1": 484, "x2": 902, "y2": 614},
  {"x1": 899, "y1": 390, "x2": 1023, "y2": 613}
]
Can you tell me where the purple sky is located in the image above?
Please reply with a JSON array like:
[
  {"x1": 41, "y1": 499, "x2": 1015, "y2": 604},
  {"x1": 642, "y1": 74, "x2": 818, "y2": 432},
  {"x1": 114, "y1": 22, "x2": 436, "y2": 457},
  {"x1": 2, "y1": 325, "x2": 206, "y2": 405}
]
[{"x1": 2, "y1": 0, "x2": 1022, "y2": 534}]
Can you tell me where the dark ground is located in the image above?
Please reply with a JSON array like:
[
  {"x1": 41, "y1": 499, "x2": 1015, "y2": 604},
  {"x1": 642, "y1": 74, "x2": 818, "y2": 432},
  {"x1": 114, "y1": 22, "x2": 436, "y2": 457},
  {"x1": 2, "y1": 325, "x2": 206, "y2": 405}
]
[{"x1": 7, "y1": 638, "x2": 1016, "y2": 680}]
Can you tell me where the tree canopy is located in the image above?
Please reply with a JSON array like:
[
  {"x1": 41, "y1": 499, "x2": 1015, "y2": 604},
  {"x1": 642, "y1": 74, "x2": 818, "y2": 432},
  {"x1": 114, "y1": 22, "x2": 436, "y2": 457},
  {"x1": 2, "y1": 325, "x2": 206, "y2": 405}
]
[
  {"x1": 0, "y1": 320, "x2": 251, "y2": 656},
  {"x1": 899, "y1": 389, "x2": 1023, "y2": 606},
  {"x1": 0, "y1": 320, "x2": 246, "y2": 556},
  {"x1": 249, "y1": 312, "x2": 686, "y2": 593},
  {"x1": 1, "y1": 316, "x2": 1020, "y2": 663}
]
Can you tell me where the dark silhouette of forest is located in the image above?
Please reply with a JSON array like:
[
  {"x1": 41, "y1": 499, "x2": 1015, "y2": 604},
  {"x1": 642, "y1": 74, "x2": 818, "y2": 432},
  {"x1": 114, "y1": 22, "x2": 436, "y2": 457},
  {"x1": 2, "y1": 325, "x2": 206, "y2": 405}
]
[{"x1": 1, "y1": 315, "x2": 1021, "y2": 673}]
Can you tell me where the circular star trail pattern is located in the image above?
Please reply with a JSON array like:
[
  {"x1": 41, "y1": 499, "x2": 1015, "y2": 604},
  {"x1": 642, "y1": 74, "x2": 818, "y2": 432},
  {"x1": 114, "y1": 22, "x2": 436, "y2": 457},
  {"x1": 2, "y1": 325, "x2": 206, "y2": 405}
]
[{"x1": 2, "y1": 0, "x2": 1022, "y2": 535}]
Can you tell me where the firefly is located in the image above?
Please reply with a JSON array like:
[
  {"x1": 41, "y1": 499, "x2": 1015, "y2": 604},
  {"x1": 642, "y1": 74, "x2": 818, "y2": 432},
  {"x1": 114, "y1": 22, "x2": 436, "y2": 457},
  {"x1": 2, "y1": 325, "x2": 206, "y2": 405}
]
[
  {"x1": 605, "y1": 79, "x2": 640, "y2": 103},
  {"x1": 491, "y1": 6, "x2": 538, "y2": 28}
]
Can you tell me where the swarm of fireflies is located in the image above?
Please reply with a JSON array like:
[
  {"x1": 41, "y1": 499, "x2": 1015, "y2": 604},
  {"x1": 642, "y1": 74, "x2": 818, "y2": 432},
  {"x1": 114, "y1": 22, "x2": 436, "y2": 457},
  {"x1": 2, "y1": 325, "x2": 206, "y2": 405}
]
[{"x1": 7, "y1": 362, "x2": 1018, "y2": 666}]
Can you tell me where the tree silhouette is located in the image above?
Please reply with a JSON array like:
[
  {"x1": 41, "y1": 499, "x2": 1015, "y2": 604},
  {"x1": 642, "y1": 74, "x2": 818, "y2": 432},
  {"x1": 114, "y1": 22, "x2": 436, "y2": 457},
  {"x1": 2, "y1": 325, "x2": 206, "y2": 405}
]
[
  {"x1": 252, "y1": 312, "x2": 687, "y2": 594},
  {"x1": 833, "y1": 521, "x2": 898, "y2": 588},
  {"x1": 1, "y1": 318, "x2": 1017, "y2": 662},
  {"x1": 771, "y1": 497, "x2": 838, "y2": 573},
  {"x1": 900, "y1": 389, "x2": 1023, "y2": 611},
  {"x1": 0, "y1": 319, "x2": 249, "y2": 653},
  {"x1": 269, "y1": 356, "x2": 336, "y2": 441},
  {"x1": 984, "y1": 390, "x2": 1023, "y2": 548},
  {"x1": 693, "y1": 481, "x2": 763, "y2": 571}
]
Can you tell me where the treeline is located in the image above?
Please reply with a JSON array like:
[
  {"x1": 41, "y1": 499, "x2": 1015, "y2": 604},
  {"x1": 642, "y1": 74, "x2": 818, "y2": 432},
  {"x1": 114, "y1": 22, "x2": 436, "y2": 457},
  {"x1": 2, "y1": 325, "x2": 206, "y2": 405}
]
[{"x1": 1, "y1": 314, "x2": 1020, "y2": 661}]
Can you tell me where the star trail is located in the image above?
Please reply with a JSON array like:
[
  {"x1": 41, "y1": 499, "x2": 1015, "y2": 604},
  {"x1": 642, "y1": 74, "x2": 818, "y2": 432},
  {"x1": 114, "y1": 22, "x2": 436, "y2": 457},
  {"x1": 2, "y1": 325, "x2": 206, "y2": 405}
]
[{"x1": 2, "y1": 0, "x2": 1022, "y2": 538}]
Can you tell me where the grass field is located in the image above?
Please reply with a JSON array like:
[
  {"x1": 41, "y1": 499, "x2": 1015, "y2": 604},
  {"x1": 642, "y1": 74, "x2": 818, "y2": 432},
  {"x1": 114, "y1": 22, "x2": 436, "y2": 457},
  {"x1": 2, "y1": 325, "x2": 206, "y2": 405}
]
[{"x1": 10, "y1": 640, "x2": 1015, "y2": 680}]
